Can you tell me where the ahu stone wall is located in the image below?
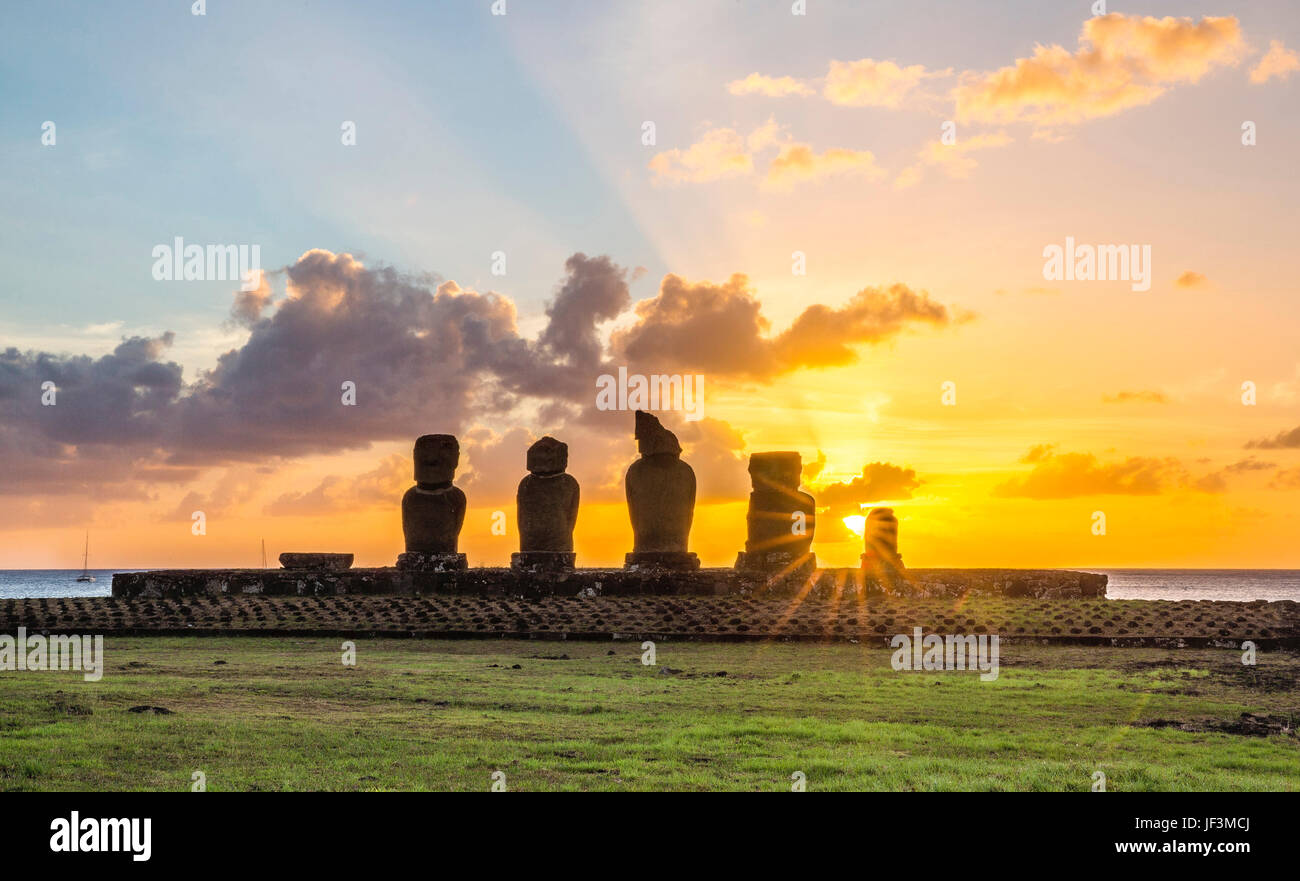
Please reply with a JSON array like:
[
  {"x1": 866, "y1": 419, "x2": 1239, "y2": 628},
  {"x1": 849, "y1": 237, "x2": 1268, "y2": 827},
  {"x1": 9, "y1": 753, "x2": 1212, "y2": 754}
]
[{"x1": 112, "y1": 567, "x2": 1107, "y2": 601}]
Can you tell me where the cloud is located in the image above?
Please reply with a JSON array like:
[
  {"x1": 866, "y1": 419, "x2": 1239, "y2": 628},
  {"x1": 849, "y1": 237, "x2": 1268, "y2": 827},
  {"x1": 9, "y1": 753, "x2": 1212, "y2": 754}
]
[
  {"x1": 953, "y1": 14, "x2": 1244, "y2": 125},
  {"x1": 1250, "y1": 40, "x2": 1300, "y2": 84},
  {"x1": 1102, "y1": 390, "x2": 1169, "y2": 404},
  {"x1": 1174, "y1": 270, "x2": 1209, "y2": 289},
  {"x1": 649, "y1": 120, "x2": 883, "y2": 191},
  {"x1": 727, "y1": 59, "x2": 949, "y2": 108},
  {"x1": 1270, "y1": 467, "x2": 1300, "y2": 490},
  {"x1": 3, "y1": 248, "x2": 960, "y2": 520},
  {"x1": 823, "y1": 58, "x2": 950, "y2": 108},
  {"x1": 1245, "y1": 425, "x2": 1300, "y2": 450},
  {"x1": 892, "y1": 164, "x2": 924, "y2": 190},
  {"x1": 810, "y1": 462, "x2": 920, "y2": 542},
  {"x1": 816, "y1": 462, "x2": 921, "y2": 508},
  {"x1": 0, "y1": 251, "x2": 629, "y2": 495},
  {"x1": 170, "y1": 251, "x2": 537, "y2": 463},
  {"x1": 994, "y1": 446, "x2": 1220, "y2": 498},
  {"x1": 894, "y1": 130, "x2": 1013, "y2": 188},
  {"x1": 169, "y1": 466, "x2": 274, "y2": 520},
  {"x1": 764, "y1": 144, "x2": 886, "y2": 190},
  {"x1": 727, "y1": 73, "x2": 815, "y2": 97},
  {"x1": 264, "y1": 454, "x2": 408, "y2": 517},
  {"x1": 676, "y1": 417, "x2": 750, "y2": 503},
  {"x1": 647, "y1": 122, "x2": 782, "y2": 183},
  {"x1": 1225, "y1": 456, "x2": 1274, "y2": 473},
  {"x1": 230, "y1": 272, "x2": 274, "y2": 328},
  {"x1": 612, "y1": 276, "x2": 951, "y2": 379},
  {"x1": 802, "y1": 450, "x2": 827, "y2": 484},
  {"x1": 532, "y1": 253, "x2": 633, "y2": 397},
  {"x1": 1194, "y1": 471, "x2": 1229, "y2": 493},
  {"x1": 0, "y1": 335, "x2": 185, "y2": 498}
]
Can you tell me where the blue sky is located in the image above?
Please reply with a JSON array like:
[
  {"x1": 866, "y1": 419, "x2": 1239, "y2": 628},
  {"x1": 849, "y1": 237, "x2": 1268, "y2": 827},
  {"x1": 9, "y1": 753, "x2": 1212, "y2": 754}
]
[{"x1": 7, "y1": 0, "x2": 1293, "y2": 367}]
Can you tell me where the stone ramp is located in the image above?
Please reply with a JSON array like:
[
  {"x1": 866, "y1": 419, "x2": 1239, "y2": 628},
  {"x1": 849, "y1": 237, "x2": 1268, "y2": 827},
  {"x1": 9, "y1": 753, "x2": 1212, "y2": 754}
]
[{"x1": 3, "y1": 595, "x2": 1298, "y2": 647}]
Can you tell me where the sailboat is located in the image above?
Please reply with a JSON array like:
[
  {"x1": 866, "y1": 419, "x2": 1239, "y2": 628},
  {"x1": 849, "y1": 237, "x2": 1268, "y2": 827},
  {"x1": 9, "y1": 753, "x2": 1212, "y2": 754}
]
[{"x1": 75, "y1": 532, "x2": 96, "y2": 583}]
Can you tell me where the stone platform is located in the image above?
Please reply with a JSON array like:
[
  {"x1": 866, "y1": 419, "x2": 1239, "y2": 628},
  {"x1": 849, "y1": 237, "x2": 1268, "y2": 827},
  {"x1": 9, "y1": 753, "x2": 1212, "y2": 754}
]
[
  {"x1": 4, "y1": 594, "x2": 1297, "y2": 648},
  {"x1": 111, "y1": 566, "x2": 1107, "y2": 601}
]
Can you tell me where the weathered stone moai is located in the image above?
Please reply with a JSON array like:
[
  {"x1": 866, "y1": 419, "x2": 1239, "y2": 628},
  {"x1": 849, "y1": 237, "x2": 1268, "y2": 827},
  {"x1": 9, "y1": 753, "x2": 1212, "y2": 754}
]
[
  {"x1": 512, "y1": 436, "x2": 580, "y2": 572},
  {"x1": 735, "y1": 451, "x2": 816, "y2": 576},
  {"x1": 861, "y1": 507, "x2": 904, "y2": 577},
  {"x1": 398, "y1": 434, "x2": 468, "y2": 571},
  {"x1": 624, "y1": 410, "x2": 699, "y2": 570}
]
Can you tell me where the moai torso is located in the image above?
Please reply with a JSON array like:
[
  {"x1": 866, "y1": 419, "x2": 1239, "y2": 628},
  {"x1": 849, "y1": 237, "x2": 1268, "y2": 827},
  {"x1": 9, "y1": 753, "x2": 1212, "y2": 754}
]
[
  {"x1": 745, "y1": 452, "x2": 815, "y2": 560},
  {"x1": 625, "y1": 411, "x2": 696, "y2": 555},
  {"x1": 402, "y1": 484, "x2": 467, "y2": 553},
  {"x1": 626, "y1": 453, "x2": 696, "y2": 553},
  {"x1": 517, "y1": 436, "x2": 580, "y2": 553}
]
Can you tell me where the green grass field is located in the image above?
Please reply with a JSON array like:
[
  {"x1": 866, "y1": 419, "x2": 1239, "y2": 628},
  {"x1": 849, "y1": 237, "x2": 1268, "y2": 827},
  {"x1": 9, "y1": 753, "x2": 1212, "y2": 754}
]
[{"x1": 1, "y1": 637, "x2": 1296, "y2": 791}]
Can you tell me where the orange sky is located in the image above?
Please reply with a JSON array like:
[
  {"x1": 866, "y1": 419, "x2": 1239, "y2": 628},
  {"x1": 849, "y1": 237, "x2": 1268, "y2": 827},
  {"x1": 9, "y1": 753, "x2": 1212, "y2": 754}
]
[{"x1": 4, "y1": 7, "x2": 1299, "y2": 570}]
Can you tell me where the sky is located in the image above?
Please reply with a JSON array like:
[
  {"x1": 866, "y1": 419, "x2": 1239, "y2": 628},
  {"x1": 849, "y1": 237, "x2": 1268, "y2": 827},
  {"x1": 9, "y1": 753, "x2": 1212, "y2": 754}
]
[{"x1": 1, "y1": 0, "x2": 1299, "y2": 570}]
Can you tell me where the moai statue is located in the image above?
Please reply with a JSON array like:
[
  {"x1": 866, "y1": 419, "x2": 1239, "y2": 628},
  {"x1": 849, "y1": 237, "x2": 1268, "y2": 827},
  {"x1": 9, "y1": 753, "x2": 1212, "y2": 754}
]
[
  {"x1": 735, "y1": 452, "x2": 816, "y2": 577},
  {"x1": 397, "y1": 434, "x2": 468, "y2": 571},
  {"x1": 861, "y1": 507, "x2": 904, "y2": 582},
  {"x1": 512, "y1": 436, "x2": 579, "y2": 572},
  {"x1": 624, "y1": 410, "x2": 699, "y2": 570}
]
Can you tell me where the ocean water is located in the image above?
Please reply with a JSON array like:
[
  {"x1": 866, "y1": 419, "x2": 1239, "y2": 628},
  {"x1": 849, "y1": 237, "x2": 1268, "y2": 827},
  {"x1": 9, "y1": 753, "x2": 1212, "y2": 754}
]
[
  {"x1": 1097, "y1": 569, "x2": 1300, "y2": 603},
  {"x1": 0, "y1": 571, "x2": 116, "y2": 599},
  {"x1": 1, "y1": 568, "x2": 1299, "y2": 602}
]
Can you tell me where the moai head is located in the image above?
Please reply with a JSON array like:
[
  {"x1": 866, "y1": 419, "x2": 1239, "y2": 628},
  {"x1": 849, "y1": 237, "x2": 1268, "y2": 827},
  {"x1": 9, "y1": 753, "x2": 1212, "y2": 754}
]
[
  {"x1": 634, "y1": 410, "x2": 681, "y2": 457},
  {"x1": 748, "y1": 452, "x2": 802, "y2": 493},
  {"x1": 413, "y1": 434, "x2": 459, "y2": 486},
  {"x1": 527, "y1": 436, "x2": 568, "y2": 475}
]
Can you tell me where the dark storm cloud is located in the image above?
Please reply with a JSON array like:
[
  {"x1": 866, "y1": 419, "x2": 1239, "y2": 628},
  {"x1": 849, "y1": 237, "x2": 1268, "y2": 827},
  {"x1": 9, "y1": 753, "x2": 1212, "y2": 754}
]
[
  {"x1": 0, "y1": 335, "x2": 184, "y2": 496},
  {"x1": 168, "y1": 249, "x2": 525, "y2": 461},
  {"x1": 1, "y1": 249, "x2": 957, "y2": 499},
  {"x1": 0, "y1": 334, "x2": 182, "y2": 447}
]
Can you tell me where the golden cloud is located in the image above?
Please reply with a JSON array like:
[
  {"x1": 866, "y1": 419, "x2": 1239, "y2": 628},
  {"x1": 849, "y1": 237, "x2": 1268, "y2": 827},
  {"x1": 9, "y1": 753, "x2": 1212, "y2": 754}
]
[
  {"x1": 824, "y1": 58, "x2": 950, "y2": 107},
  {"x1": 995, "y1": 446, "x2": 1221, "y2": 498},
  {"x1": 647, "y1": 119, "x2": 783, "y2": 184},
  {"x1": 1174, "y1": 270, "x2": 1209, "y2": 288},
  {"x1": 894, "y1": 130, "x2": 1013, "y2": 188},
  {"x1": 953, "y1": 13, "x2": 1244, "y2": 125},
  {"x1": 727, "y1": 72, "x2": 815, "y2": 97},
  {"x1": 646, "y1": 127, "x2": 756, "y2": 183},
  {"x1": 1250, "y1": 40, "x2": 1300, "y2": 84},
  {"x1": 765, "y1": 144, "x2": 886, "y2": 190}
]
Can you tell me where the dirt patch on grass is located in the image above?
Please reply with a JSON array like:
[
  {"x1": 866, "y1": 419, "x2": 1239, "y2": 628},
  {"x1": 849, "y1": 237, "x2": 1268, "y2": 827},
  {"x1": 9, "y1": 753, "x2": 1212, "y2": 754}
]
[{"x1": 1135, "y1": 713, "x2": 1299, "y2": 737}]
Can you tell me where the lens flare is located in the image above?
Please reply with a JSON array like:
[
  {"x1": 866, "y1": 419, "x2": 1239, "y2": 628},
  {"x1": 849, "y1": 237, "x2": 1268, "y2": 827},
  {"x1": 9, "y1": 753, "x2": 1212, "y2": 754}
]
[{"x1": 842, "y1": 514, "x2": 866, "y2": 537}]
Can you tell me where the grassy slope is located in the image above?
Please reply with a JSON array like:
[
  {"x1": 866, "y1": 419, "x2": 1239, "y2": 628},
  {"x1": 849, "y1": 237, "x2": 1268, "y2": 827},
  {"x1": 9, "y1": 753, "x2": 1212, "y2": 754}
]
[{"x1": 1, "y1": 638, "x2": 1296, "y2": 791}]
